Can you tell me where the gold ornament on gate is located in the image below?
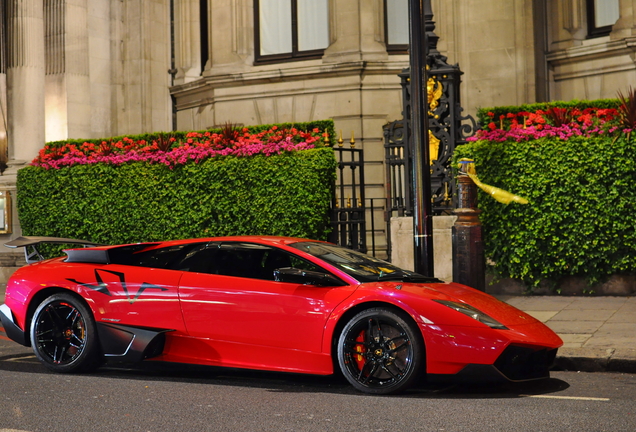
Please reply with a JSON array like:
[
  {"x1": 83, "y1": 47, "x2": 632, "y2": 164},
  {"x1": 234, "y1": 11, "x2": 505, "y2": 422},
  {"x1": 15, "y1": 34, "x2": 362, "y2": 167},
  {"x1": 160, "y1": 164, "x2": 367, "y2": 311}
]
[{"x1": 427, "y1": 77, "x2": 443, "y2": 165}]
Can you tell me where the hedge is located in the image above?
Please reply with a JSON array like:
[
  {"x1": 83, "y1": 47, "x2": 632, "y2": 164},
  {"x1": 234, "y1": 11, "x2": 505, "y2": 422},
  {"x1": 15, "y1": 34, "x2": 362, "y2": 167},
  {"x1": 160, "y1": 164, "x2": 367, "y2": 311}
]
[
  {"x1": 17, "y1": 147, "x2": 337, "y2": 246},
  {"x1": 454, "y1": 134, "x2": 636, "y2": 289}
]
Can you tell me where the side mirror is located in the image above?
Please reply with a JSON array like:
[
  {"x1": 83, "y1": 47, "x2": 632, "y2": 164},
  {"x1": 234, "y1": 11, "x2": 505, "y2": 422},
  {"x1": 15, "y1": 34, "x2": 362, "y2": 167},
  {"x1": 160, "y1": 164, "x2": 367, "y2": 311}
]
[{"x1": 273, "y1": 267, "x2": 344, "y2": 287}]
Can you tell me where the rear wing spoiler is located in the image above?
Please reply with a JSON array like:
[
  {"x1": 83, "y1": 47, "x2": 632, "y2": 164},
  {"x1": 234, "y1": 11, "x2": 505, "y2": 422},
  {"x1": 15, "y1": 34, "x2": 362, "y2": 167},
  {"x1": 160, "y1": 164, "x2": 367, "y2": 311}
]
[{"x1": 4, "y1": 236, "x2": 104, "y2": 264}]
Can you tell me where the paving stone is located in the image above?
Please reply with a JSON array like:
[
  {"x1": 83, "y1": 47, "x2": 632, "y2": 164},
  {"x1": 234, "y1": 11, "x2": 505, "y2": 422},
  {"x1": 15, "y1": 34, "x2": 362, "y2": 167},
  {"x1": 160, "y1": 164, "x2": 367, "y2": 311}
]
[
  {"x1": 565, "y1": 297, "x2": 629, "y2": 310},
  {"x1": 500, "y1": 296, "x2": 575, "y2": 311},
  {"x1": 558, "y1": 333, "x2": 591, "y2": 345},
  {"x1": 551, "y1": 309, "x2": 615, "y2": 321},
  {"x1": 558, "y1": 347, "x2": 614, "y2": 359},
  {"x1": 607, "y1": 311, "x2": 636, "y2": 323},
  {"x1": 583, "y1": 324, "x2": 636, "y2": 349},
  {"x1": 547, "y1": 321, "x2": 603, "y2": 334},
  {"x1": 524, "y1": 310, "x2": 558, "y2": 322},
  {"x1": 612, "y1": 348, "x2": 636, "y2": 360},
  {"x1": 616, "y1": 298, "x2": 636, "y2": 311}
]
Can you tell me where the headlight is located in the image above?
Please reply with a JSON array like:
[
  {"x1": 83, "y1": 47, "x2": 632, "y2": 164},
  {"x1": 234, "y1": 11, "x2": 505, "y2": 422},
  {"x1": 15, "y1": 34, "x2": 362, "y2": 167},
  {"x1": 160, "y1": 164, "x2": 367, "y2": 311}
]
[{"x1": 433, "y1": 300, "x2": 508, "y2": 330}]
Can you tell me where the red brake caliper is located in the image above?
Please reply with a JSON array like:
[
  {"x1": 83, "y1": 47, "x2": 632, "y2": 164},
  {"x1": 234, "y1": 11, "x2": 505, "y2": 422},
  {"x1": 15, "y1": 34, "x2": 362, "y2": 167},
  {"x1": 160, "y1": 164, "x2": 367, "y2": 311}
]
[{"x1": 355, "y1": 330, "x2": 366, "y2": 371}]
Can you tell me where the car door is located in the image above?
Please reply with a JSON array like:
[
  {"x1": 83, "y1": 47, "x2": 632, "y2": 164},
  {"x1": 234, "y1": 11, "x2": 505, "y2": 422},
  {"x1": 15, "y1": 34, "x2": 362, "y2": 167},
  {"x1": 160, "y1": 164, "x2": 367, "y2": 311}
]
[
  {"x1": 178, "y1": 242, "x2": 357, "y2": 354},
  {"x1": 73, "y1": 243, "x2": 208, "y2": 333}
]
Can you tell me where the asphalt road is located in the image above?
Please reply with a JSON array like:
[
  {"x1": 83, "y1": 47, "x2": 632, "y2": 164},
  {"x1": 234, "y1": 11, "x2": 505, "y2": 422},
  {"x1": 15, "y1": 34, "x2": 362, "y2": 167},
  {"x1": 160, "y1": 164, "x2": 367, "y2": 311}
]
[{"x1": 1, "y1": 340, "x2": 635, "y2": 432}]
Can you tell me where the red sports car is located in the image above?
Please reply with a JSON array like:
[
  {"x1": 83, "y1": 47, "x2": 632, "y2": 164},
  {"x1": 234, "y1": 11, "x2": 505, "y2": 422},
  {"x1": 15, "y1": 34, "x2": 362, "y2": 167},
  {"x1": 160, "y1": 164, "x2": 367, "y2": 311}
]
[{"x1": 0, "y1": 236, "x2": 562, "y2": 394}]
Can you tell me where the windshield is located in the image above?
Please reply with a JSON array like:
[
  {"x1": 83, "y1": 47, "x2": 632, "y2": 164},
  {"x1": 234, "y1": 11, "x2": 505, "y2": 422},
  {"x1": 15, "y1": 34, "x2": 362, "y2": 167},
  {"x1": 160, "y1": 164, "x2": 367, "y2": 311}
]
[{"x1": 289, "y1": 242, "x2": 440, "y2": 283}]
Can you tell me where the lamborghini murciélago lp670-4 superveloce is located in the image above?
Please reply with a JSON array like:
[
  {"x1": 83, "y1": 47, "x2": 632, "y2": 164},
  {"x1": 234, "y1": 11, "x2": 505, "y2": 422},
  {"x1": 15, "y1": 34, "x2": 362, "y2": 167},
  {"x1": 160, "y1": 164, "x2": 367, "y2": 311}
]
[{"x1": 0, "y1": 236, "x2": 562, "y2": 394}]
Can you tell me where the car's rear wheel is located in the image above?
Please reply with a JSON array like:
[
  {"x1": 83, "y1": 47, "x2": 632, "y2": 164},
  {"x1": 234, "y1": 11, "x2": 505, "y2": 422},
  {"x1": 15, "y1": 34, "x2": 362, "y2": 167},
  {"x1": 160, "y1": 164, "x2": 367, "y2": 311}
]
[
  {"x1": 337, "y1": 308, "x2": 423, "y2": 395},
  {"x1": 30, "y1": 293, "x2": 100, "y2": 373}
]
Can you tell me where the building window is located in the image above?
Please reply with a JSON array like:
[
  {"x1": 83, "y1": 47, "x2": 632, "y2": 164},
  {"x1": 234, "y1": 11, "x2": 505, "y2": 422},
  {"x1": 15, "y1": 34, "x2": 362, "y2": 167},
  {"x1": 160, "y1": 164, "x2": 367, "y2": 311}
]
[
  {"x1": 200, "y1": 0, "x2": 209, "y2": 73},
  {"x1": 587, "y1": 0, "x2": 620, "y2": 38},
  {"x1": 255, "y1": 0, "x2": 329, "y2": 64},
  {"x1": 385, "y1": 0, "x2": 409, "y2": 53},
  {"x1": 0, "y1": 0, "x2": 6, "y2": 73}
]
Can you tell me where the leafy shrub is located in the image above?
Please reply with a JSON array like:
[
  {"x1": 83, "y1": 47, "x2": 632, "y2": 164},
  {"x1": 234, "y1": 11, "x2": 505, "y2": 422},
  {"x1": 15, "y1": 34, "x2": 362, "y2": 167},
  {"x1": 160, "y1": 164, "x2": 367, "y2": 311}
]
[
  {"x1": 454, "y1": 134, "x2": 636, "y2": 289},
  {"x1": 18, "y1": 145, "x2": 337, "y2": 245}
]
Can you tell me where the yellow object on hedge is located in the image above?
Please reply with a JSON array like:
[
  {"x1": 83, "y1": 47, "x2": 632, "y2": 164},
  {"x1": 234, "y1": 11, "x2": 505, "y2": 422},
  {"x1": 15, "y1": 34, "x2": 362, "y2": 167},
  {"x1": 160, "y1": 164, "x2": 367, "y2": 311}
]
[{"x1": 458, "y1": 159, "x2": 529, "y2": 205}]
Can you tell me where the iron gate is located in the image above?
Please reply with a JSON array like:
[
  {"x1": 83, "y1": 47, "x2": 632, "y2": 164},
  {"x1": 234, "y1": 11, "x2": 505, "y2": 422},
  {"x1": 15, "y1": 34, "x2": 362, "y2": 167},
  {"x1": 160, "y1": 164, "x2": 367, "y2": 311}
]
[{"x1": 328, "y1": 144, "x2": 367, "y2": 254}]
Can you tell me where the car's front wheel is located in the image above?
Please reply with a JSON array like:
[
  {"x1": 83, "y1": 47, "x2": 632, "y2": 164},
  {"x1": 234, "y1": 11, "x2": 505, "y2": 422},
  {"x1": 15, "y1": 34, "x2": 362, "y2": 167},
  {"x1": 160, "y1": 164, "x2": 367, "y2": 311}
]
[
  {"x1": 30, "y1": 293, "x2": 100, "y2": 373},
  {"x1": 337, "y1": 307, "x2": 424, "y2": 395}
]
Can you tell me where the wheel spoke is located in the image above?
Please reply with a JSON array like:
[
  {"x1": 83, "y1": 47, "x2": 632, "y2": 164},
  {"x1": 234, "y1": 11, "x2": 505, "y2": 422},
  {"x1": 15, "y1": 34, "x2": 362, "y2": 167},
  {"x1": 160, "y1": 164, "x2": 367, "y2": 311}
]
[
  {"x1": 36, "y1": 328, "x2": 53, "y2": 337},
  {"x1": 387, "y1": 337, "x2": 410, "y2": 354},
  {"x1": 381, "y1": 364, "x2": 401, "y2": 381},
  {"x1": 53, "y1": 345, "x2": 62, "y2": 364},
  {"x1": 70, "y1": 333, "x2": 85, "y2": 346},
  {"x1": 368, "y1": 317, "x2": 385, "y2": 340},
  {"x1": 359, "y1": 361, "x2": 379, "y2": 385},
  {"x1": 45, "y1": 307, "x2": 65, "y2": 332}
]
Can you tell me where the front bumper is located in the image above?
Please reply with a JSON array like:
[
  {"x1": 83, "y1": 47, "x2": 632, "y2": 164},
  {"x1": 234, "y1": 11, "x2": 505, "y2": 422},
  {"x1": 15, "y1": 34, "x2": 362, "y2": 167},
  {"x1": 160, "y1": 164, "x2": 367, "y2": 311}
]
[
  {"x1": 0, "y1": 304, "x2": 28, "y2": 346},
  {"x1": 428, "y1": 345, "x2": 559, "y2": 383}
]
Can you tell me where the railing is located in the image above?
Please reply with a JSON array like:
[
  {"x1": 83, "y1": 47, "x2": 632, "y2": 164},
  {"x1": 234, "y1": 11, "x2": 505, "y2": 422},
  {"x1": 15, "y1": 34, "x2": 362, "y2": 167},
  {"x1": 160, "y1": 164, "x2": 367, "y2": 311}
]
[{"x1": 329, "y1": 144, "x2": 367, "y2": 254}]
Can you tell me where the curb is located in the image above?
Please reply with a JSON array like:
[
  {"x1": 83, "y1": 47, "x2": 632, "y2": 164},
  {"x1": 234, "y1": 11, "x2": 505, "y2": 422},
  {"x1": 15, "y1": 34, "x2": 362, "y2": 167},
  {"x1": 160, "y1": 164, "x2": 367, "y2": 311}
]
[{"x1": 555, "y1": 355, "x2": 636, "y2": 374}]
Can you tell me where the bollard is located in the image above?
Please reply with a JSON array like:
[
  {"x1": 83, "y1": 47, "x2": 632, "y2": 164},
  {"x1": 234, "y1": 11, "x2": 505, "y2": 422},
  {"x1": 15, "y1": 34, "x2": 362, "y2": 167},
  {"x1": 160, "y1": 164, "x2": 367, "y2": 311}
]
[{"x1": 452, "y1": 160, "x2": 485, "y2": 291}]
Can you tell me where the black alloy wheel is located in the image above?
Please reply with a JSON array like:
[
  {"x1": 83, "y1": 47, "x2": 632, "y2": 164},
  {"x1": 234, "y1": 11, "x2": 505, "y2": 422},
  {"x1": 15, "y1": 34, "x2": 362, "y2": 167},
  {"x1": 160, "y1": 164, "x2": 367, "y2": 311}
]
[
  {"x1": 30, "y1": 293, "x2": 100, "y2": 373},
  {"x1": 337, "y1": 307, "x2": 424, "y2": 395}
]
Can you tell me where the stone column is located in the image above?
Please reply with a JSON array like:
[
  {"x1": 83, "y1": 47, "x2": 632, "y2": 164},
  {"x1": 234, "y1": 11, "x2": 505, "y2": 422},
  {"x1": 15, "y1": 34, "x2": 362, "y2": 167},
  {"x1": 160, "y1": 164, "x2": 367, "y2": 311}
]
[
  {"x1": 45, "y1": 0, "x2": 92, "y2": 141},
  {"x1": 323, "y1": 0, "x2": 388, "y2": 63},
  {"x1": 610, "y1": 0, "x2": 636, "y2": 40},
  {"x1": 6, "y1": 0, "x2": 45, "y2": 162}
]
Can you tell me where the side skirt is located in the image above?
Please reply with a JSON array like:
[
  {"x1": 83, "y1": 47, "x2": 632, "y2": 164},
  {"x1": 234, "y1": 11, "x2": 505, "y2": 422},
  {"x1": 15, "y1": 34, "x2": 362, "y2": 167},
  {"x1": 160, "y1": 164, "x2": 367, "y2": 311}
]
[{"x1": 96, "y1": 322, "x2": 173, "y2": 363}]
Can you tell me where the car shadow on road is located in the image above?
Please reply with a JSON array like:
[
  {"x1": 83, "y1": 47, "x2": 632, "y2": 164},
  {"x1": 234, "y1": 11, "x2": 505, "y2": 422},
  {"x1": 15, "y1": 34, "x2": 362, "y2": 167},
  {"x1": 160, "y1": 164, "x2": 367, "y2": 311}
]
[{"x1": 0, "y1": 351, "x2": 570, "y2": 399}]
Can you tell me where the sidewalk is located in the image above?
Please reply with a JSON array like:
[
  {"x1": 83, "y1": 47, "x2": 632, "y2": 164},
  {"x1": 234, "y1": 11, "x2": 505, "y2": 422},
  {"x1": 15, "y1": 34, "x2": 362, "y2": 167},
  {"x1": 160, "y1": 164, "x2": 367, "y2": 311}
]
[{"x1": 1, "y1": 284, "x2": 634, "y2": 373}]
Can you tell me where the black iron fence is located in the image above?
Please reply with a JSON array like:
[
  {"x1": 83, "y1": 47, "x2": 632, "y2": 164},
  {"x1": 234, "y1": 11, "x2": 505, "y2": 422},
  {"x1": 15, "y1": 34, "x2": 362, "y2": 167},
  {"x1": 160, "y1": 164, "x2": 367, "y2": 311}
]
[{"x1": 328, "y1": 144, "x2": 367, "y2": 253}]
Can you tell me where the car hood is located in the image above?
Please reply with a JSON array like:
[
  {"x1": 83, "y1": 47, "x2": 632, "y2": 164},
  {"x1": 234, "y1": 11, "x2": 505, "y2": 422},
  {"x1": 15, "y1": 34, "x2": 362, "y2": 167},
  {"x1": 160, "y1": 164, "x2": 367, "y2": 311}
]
[{"x1": 358, "y1": 280, "x2": 539, "y2": 327}]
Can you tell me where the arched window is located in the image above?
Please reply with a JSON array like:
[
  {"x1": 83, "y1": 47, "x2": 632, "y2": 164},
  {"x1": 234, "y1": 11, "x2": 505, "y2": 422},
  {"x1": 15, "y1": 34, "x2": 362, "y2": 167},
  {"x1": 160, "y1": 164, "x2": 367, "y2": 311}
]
[{"x1": 255, "y1": 0, "x2": 329, "y2": 64}]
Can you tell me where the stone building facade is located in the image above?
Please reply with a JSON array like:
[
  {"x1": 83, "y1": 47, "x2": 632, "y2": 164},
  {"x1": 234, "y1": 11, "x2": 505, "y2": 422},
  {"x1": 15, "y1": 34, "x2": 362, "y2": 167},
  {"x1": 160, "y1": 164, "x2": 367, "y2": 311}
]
[{"x1": 0, "y1": 0, "x2": 633, "y2": 258}]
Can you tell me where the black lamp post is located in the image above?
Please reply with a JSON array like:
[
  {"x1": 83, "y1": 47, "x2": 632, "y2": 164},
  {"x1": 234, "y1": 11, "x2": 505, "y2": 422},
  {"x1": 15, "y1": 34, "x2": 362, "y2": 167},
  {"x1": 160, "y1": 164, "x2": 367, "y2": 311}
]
[{"x1": 409, "y1": 0, "x2": 434, "y2": 277}]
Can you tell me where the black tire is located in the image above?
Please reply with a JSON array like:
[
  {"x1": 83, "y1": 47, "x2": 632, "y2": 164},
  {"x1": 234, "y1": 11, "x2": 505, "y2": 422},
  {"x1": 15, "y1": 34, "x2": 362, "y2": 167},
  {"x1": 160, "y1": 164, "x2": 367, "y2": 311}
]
[
  {"x1": 30, "y1": 293, "x2": 100, "y2": 373},
  {"x1": 337, "y1": 307, "x2": 423, "y2": 395}
]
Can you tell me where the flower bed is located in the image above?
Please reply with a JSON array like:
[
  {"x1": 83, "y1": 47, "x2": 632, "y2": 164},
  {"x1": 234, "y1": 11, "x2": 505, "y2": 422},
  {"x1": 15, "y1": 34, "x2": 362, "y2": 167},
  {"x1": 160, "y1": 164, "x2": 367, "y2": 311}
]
[
  {"x1": 470, "y1": 107, "x2": 632, "y2": 142},
  {"x1": 32, "y1": 126, "x2": 327, "y2": 170}
]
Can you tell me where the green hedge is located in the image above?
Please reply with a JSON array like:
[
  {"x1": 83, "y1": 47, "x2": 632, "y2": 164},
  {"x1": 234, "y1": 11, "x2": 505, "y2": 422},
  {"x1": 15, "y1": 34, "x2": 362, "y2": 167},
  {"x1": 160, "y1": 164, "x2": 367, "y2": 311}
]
[
  {"x1": 476, "y1": 99, "x2": 621, "y2": 129},
  {"x1": 454, "y1": 134, "x2": 636, "y2": 289},
  {"x1": 17, "y1": 147, "x2": 337, "y2": 245}
]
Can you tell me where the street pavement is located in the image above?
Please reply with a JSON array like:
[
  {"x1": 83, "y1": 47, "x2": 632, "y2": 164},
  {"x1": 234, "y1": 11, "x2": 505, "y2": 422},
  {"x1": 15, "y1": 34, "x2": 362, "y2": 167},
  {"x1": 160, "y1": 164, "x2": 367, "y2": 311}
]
[{"x1": 1, "y1": 284, "x2": 634, "y2": 374}]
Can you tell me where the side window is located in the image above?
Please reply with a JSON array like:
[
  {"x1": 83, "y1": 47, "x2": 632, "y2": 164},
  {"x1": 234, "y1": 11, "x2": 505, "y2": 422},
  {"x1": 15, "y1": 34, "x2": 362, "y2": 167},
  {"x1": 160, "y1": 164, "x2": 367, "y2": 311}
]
[
  {"x1": 131, "y1": 243, "x2": 208, "y2": 269},
  {"x1": 166, "y1": 241, "x2": 329, "y2": 281},
  {"x1": 171, "y1": 243, "x2": 220, "y2": 273},
  {"x1": 201, "y1": 242, "x2": 324, "y2": 281},
  {"x1": 260, "y1": 248, "x2": 322, "y2": 280}
]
